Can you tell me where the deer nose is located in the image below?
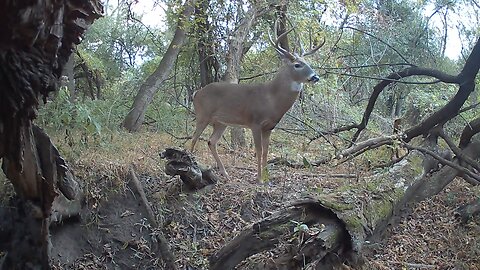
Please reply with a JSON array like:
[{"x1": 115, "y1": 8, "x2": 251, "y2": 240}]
[{"x1": 309, "y1": 74, "x2": 320, "y2": 83}]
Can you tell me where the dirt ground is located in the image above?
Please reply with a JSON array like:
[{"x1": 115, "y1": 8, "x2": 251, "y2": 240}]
[
  {"x1": 0, "y1": 129, "x2": 478, "y2": 270},
  {"x1": 43, "y1": 150, "x2": 479, "y2": 270}
]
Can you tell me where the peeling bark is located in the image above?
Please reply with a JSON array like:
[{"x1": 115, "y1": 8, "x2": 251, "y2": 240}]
[
  {"x1": 160, "y1": 148, "x2": 218, "y2": 190},
  {"x1": 0, "y1": 1, "x2": 102, "y2": 268}
]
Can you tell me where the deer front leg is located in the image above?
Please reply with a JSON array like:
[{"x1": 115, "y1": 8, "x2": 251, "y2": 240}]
[
  {"x1": 261, "y1": 129, "x2": 272, "y2": 175},
  {"x1": 251, "y1": 127, "x2": 263, "y2": 182},
  {"x1": 208, "y1": 123, "x2": 229, "y2": 179}
]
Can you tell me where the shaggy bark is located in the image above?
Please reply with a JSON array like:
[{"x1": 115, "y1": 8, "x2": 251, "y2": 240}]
[
  {"x1": 0, "y1": 0, "x2": 102, "y2": 268},
  {"x1": 122, "y1": 0, "x2": 195, "y2": 132},
  {"x1": 1, "y1": 126, "x2": 83, "y2": 269},
  {"x1": 160, "y1": 148, "x2": 219, "y2": 190}
]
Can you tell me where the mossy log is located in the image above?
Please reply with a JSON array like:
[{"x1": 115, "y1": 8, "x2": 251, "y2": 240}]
[
  {"x1": 211, "y1": 140, "x2": 480, "y2": 269},
  {"x1": 160, "y1": 148, "x2": 219, "y2": 190}
]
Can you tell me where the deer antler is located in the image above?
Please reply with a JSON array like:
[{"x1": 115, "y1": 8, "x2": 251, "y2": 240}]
[
  {"x1": 269, "y1": 17, "x2": 325, "y2": 59},
  {"x1": 268, "y1": 19, "x2": 296, "y2": 60},
  {"x1": 302, "y1": 36, "x2": 326, "y2": 57}
]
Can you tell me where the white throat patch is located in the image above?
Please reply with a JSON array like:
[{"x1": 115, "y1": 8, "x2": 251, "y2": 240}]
[{"x1": 291, "y1": 82, "x2": 304, "y2": 92}]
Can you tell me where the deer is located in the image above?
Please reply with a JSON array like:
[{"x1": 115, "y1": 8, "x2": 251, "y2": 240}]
[{"x1": 190, "y1": 24, "x2": 324, "y2": 182}]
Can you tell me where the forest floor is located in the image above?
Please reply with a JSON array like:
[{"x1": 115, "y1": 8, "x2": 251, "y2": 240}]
[{"x1": 1, "y1": 131, "x2": 479, "y2": 269}]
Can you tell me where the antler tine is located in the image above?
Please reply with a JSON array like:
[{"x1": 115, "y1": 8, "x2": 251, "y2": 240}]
[
  {"x1": 302, "y1": 36, "x2": 326, "y2": 57},
  {"x1": 268, "y1": 19, "x2": 296, "y2": 60},
  {"x1": 284, "y1": 17, "x2": 304, "y2": 56}
]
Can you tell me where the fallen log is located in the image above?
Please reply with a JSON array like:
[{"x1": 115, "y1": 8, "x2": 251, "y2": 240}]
[
  {"x1": 210, "y1": 198, "x2": 355, "y2": 270},
  {"x1": 211, "y1": 140, "x2": 480, "y2": 269}
]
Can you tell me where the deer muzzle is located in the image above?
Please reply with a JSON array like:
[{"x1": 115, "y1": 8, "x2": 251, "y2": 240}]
[{"x1": 308, "y1": 74, "x2": 320, "y2": 83}]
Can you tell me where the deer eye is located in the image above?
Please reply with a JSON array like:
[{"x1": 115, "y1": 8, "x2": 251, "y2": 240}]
[{"x1": 294, "y1": 63, "x2": 302, "y2": 68}]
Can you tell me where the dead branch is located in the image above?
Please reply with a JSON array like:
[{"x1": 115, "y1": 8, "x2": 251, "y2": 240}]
[
  {"x1": 325, "y1": 70, "x2": 442, "y2": 85},
  {"x1": 404, "y1": 38, "x2": 480, "y2": 142},
  {"x1": 435, "y1": 128, "x2": 480, "y2": 173},
  {"x1": 267, "y1": 155, "x2": 332, "y2": 169},
  {"x1": 324, "y1": 39, "x2": 480, "y2": 146},
  {"x1": 459, "y1": 101, "x2": 480, "y2": 114},
  {"x1": 403, "y1": 143, "x2": 480, "y2": 184},
  {"x1": 128, "y1": 166, "x2": 177, "y2": 270},
  {"x1": 337, "y1": 135, "x2": 397, "y2": 160},
  {"x1": 459, "y1": 117, "x2": 480, "y2": 148}
]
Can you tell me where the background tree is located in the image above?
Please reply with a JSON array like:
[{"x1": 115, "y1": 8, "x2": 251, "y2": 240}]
[{"x1": 122, "y1": 0, "x2": 195, "y2": 132}]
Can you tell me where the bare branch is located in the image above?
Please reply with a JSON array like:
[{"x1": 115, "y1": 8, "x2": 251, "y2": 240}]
[
  {"x1": 435, "y1": 128, "x2": 480, "y2": 173},
  {"x1": 337, "y1": 135, "x2": 397, "y2": 161},
  {"x1": 345, "y1": 26, "x2": 410, "y2": 63},
  {"x1": 459, "y1": 101, "x2": 480, "y2": 114},
  {"x1": 350, "y1": 66, "x2": 458, "y2": 144},
  {"x1": 325, "y1": 70, "x2": 443, "y2": 85},
  {"x1": 459, "y1": 117, "x2": 480, "y2": 148},
  {"x1": 405, "y1": 38, "x2": 480, "y2": 142}
]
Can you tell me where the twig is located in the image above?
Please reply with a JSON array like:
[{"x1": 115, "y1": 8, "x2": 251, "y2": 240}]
[
  {"x1": 128, "y1": 166, "x2": 177, "y2": 270},
  {"x1": 345, "y1": 26, "x2": 410, "y2": 63},
  {"x1": 300, "y1": 173, "x2": 358, "y2": 179},
  {"x1": 387, "y1": 260, "x2": 436, "y2": 269}
]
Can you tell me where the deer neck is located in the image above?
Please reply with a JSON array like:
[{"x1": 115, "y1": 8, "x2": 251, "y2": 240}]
[{"x1": 267, "y1": 69, "x2": 302, "y2": 113}]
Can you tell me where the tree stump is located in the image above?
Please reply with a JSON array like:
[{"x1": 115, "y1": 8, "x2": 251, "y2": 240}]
[{"x1": 160, "y1": 148, "x2": 218, "y2": 190}]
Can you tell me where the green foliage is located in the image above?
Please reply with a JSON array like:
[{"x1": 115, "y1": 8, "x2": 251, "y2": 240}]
[
  {"x1": 38, "y1": 0, "x2": 479, "y2": 163},
  {"x1": 37, "y1": 73, "x2": 140, "y2": 147}
]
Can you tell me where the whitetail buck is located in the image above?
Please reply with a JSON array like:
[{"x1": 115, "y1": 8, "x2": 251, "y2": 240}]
[{"x1": 190, "y1": 26, "x2": 324, "y2": 182}]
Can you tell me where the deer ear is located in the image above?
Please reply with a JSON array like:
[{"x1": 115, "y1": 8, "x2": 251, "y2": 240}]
[
  {"x1": 279, "y1": 53, "x2": 296, "y2": 62},
  {"x1": 281, "y1": 57, "x2": 292, "y2": 64}
]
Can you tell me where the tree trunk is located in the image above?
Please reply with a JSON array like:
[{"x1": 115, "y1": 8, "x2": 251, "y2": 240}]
[
  {"x1": 76, "y1": 51, "x2": 96, "y2": 100},
  {"x1": 122, "y1": 0, "x2": 195, "y2": 132},
  {"x1": 223, "y1": 5, "x2": 258, "y2": 149},
  {"x1": 1, "y1": 125, "x2": 82, "y2": 269},
  {"x1": 195, "y1": 0, "x2": 217, "y2": 87},
  {"x1": 0, "y1": 0, "x2": 102, "y2": 268}
]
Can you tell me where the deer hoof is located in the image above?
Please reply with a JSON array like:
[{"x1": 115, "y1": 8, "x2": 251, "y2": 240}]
[{"x1": 219, "y1": 170, "x2": 230, "y2": 180}]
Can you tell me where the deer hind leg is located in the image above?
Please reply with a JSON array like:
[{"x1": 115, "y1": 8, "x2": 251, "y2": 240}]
[
  {"x1": 190, "y1": 120, "x2": 209, "y2": 152},
  {"x1": 251, "y1": 127, "x2": 264, "y2": 182},
  {"x1": 208, "y1": 123, "x2": 228, "y2": 178}
]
